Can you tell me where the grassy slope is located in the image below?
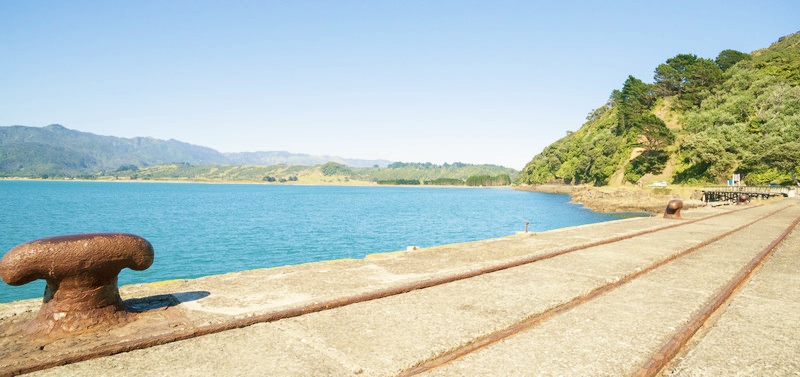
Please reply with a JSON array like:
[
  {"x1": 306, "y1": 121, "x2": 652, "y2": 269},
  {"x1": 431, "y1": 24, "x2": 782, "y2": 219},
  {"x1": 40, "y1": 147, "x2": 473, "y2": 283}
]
[{"x1": 101, "y1": 163, "x2": 517, "y2": 186}]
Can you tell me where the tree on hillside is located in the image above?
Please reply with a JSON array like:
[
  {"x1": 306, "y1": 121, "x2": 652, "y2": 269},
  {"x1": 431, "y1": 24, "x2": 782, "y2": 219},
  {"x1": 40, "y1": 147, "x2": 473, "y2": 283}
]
[
  {"x1": 621, "y1": 114, "x2": 674, "y2": 184},
  {"x1": 320, "y1": 162, "x2": 351, "y2": 176},
  {"x1": 633, "y1": 114, "x2": 674, "y2": 151},
  {"x1": 654, "y1": 54, "x2": 698, "y2": 96},
  {"x1": 716, "y1": 49, "x2": 751, "y2": 71},
  {"x1": 465, "y1": 174, "x2": 511, "y2": 186},
  {"x1": 654, "y1": 54, "x2": 723, "y2": 108},
  {"x1": 613, "y1": 75, "x2": 656, "y2": 132},
  {"x1": 681, "y1": 58, "x2": 724, "y2": 108},
  {"x1": 653, "y1": 64, "x2": 682, "y2": 96},
  {"x1": 764, "y1": 142, "x2": 800, "y2": 186},
  {"x1": 674, "y1": 124, "x2": 751, "y2": 184}
]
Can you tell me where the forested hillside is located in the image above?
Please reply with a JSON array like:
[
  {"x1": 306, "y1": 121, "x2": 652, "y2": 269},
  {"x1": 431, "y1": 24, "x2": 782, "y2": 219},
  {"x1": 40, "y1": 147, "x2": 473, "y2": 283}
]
[
  {"x1": 0, "y1": 124, "x2": 227, "y2": 176},
  {"x1": 518, "y1": 31, "x2": 800, "y2": 187},
  {"x1": 0, "y1": 125, "x2": 390, "y2": 177}
]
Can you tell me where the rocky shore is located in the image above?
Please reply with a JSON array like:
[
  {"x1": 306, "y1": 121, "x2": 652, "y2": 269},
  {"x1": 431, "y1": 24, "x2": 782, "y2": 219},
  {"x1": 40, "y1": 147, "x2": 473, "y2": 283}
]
[{"x1": 516, "y1": 184, "x2": 706, "y2": 213}]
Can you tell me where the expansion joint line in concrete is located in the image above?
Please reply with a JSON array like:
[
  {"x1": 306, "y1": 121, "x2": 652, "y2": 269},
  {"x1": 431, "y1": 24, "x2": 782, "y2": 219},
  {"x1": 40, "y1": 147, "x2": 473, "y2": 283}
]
[
  {"x1": 0, "y1": 206, "x2": 758, "y2": 376},
  {"x1": 632, "y1": 211, "x2": 800, "y2": 377},
  {"x1": 395, "y1": 205, "x2": 790, "y2": 377}
]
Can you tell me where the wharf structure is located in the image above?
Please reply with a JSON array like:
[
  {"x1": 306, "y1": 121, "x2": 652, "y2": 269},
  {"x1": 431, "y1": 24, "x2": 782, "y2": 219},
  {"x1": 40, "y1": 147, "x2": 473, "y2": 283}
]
[
  {"x1": 1, "y1": 198, "x2": 799, "y2": 376},
  {"x1": 702, "y1": 185, "x2": 793, "y2": 203}
]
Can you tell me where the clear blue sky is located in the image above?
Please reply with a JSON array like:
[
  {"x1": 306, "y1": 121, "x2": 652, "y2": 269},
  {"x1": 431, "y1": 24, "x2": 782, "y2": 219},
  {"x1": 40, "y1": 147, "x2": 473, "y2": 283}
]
[{"x1": 1, "y1": 1, "x2": 797, "y2": 169}]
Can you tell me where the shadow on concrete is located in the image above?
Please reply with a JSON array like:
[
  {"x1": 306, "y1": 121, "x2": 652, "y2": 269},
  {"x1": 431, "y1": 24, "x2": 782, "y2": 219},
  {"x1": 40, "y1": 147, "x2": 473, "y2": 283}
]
[{"x1": 125, "y1": 291, "x2": 210, "y2": 312}]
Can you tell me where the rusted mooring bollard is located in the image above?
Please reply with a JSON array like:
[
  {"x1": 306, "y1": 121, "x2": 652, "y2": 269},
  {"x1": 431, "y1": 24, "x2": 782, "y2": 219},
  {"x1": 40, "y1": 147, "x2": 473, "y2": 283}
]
[
  {"x1": 0, "y1": 233, "x2": 154, "y2": 334},
  {"x1": 663, "y1": 199, "x2": 683, "y2": 219},
  {"x1": 737, "y1": 194, "x2": 749, "y2": 205}
]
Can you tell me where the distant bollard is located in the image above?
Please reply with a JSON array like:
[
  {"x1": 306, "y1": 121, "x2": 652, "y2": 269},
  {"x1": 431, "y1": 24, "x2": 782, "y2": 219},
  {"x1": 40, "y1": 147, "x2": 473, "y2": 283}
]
[
  {"x1": 0, "y1": 233, "x2": 154, "y2": 335},
  {"x1": 663, "y1": 200, "x2": 683, "y2": 219},
  {"x1": 737, "y1": 194, "x2": 749, "y2": 205}
]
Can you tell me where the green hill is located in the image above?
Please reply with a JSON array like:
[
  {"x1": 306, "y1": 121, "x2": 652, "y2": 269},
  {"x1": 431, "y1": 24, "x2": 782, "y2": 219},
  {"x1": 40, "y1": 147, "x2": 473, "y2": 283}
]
[
  {"x1": 0, "y1": 125, "x2": 515, "y2": 184},
  {"x1": 518, "y1": 31, "x2": 800, "y2": 187},
  {"x1": 0, "y1": 125, "x2": 390, "y2": 177},
  {"x1": 0, "y1": 124, "x2": 227, "y2": 176},
  {"x1": 100, "y1": 161, "x2": 516, "y2": 187},
  {"x1": 0, "y1": 142, "x2": 97, "y2": 178}
]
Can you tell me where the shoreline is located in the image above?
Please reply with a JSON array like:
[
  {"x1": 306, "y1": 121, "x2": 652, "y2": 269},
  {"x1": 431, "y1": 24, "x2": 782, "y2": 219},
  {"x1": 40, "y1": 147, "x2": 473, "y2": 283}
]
[
  {"x1": 3, "y1": 177, "x2": 706, "y2": 213},
  {"x1": 0, "y1": 176, "x2": 511, "y2": 189},
  {"x1": 516, "y1": 184, "x2": 706, "y2": 213}
]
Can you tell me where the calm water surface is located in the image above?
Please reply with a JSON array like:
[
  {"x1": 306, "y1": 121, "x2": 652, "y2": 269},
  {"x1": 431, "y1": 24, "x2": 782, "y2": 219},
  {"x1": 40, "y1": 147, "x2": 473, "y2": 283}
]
[{"x1": 0, "y1": 181, "x2": 645, "y2": 303}]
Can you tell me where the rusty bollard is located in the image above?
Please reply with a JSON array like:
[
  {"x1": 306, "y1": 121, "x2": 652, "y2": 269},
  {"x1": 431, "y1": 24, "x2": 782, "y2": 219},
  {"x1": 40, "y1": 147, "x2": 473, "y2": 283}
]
[
  {"x1": 0, "y1": 233, "x2": 154, "y2": 334},
  {"x1": 663, "y1": 199, "x2": 683, "y2": 219},
  {"x1": 737, "y1": 194, "x2": 749, "y2": 205}
]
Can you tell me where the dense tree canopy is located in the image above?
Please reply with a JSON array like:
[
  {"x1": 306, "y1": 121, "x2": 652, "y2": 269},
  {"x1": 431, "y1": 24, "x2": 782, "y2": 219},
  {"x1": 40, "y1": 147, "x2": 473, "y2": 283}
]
[
  {"x1": 715, "y1": 49, "x2": 751, "y2": 71},
  {"x1": 653, "y1": 54, "x2": 724, "y2": 109},
  {"x1": 518, "y1": 31, "x2": 800, "y2": 187},
  {"x1": 654, "y1": 54, "x2": 698, "y2": 97},
  {"x1": 763, "y1": 142, "x2": 800, "y2": 184},
  {"x1": 614, "y1": 75, "x2": 656, "y2": 132}
]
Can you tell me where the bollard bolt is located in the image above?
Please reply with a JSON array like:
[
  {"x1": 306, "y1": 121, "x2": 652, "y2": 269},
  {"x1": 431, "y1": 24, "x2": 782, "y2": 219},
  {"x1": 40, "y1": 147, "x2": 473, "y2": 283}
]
[
  {"x1": 0, "y1": 233, "x2": 154, "y2": 334},
  {"x1": 663, "y1": 200, "x2": 683, "y2": 219}
]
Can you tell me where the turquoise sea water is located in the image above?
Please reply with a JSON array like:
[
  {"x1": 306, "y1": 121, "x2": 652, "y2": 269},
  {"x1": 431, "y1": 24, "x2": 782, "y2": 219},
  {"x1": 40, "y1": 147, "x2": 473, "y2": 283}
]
[{"x1": 0, "y1": 181, "x2": 646, "y2": 303}]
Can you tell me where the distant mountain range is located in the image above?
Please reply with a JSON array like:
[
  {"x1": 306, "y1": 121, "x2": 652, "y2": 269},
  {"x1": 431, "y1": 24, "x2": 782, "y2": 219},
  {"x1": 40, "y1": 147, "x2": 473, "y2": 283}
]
[
  {"x1": 0, "y1": 124, "x2": 391, "y2": 177},
  {"x1": 224, "y1": 151, "x2": 389, "y2": 168}
]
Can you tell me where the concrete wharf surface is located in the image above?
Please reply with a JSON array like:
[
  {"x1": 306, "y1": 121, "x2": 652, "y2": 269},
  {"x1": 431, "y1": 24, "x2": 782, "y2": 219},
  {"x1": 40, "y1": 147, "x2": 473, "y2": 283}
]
[{"x1": 2, "y1": 198, "x2": 799, "y2": 376}]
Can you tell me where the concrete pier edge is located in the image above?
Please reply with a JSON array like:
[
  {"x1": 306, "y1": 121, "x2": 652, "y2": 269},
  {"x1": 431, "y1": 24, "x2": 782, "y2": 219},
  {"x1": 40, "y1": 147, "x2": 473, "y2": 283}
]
[{"x1": 1, "y1": 198, "x2": 798, "y2": 376}]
